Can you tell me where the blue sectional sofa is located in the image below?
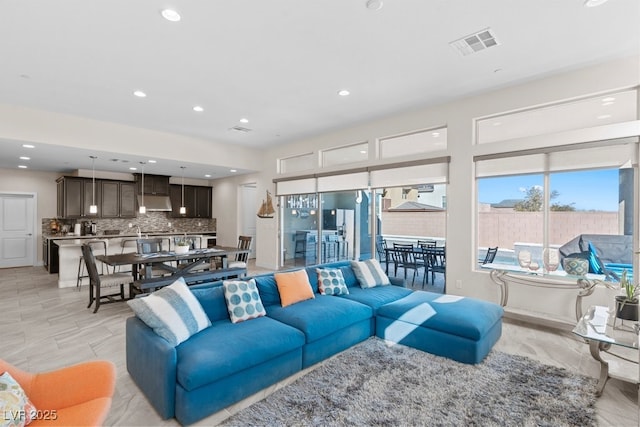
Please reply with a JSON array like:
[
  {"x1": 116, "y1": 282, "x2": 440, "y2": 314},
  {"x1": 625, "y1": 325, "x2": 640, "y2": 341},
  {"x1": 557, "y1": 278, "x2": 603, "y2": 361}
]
[{"x1": 126, "y1": 260, "x2": 503, "y2": 425}]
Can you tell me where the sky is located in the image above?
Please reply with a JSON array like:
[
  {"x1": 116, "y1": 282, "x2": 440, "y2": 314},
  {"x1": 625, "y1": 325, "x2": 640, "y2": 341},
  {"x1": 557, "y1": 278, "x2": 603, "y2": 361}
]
[{"x1": 477, "y1": 168, "x2": 621, "y2": 212}]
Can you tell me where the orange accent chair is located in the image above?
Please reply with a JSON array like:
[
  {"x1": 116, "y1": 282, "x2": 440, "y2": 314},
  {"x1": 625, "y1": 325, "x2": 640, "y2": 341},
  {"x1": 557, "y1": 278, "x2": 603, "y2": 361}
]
[{"x1": 0, "y1": 359, "x2": 116, "y2": 426}]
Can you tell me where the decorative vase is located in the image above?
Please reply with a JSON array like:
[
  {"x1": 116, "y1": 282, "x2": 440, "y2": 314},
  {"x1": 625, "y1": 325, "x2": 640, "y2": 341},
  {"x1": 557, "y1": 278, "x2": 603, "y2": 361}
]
[
  {"x1": 615, "y1": 295, "x2": 639, "y2": 321},
  {"x1": 542, "y1": 248, "x2": 560, "y2": 272},
  {"x1": 175, "y1": 245, "x2": 190, "y2": 254},
  {"x1": 562, "y1": 257, "x2": 588, "y2": 276},
  {"x1": 517, "y1": 250, "x2": 531, "y2": 269}
]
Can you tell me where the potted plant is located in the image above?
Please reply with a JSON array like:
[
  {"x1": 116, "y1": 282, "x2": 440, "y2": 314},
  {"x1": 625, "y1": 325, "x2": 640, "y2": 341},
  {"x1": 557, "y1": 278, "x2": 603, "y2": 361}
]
[
  {"x1": 615, "y1": 270, "x2": 638, "y2": 321},
  {"x1": 175, "y1": 235, "x2": 192, "y2": 254}
]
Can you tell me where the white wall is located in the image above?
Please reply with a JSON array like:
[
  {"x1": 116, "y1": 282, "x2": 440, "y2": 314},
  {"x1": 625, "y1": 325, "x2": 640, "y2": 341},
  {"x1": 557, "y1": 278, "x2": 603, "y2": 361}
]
[
  {"x1": 0, "y1": 104, "x2": 263, "y2": 173},
  {"x1": 214, "y1": 55, "x2": 639, "y2": 323},
  {"x1": 0, "y1": 168, "x2": 59, "y2": 264}
]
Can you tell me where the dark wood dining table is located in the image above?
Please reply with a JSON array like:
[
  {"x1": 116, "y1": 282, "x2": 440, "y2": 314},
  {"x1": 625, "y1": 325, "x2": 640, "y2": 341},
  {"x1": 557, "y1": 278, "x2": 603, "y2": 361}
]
[{"x1": 95, "y1": 246, "x2": 248, "y2": 281}]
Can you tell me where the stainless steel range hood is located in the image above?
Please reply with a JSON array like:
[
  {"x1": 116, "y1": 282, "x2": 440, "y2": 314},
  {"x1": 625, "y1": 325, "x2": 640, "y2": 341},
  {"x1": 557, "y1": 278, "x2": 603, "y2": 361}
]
[{"x1": 137, "y1": 195, "x2": 173, "y2": 212}]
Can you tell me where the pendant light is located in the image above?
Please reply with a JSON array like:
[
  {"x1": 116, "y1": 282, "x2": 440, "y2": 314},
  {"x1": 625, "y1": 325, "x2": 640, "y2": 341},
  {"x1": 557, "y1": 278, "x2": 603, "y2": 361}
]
[
  {"x1": 179, "y1": 166, "x2": 186, "y2": 215},
  {"x1": 89, "y1": 156, "x2": 98, "y2": 214},
  {"x1": 139, "y1": 162, "x2": 146, "y2": 214}
]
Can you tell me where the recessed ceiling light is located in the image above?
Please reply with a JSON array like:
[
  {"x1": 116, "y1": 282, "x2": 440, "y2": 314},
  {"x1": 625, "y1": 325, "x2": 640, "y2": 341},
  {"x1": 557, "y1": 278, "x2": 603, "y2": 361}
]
[
  {"x1": 584, "y1": 0, "x2": 608, "y2": 7},
  {"x1": 193, "y1": 106, "x2": 204, "y2": 112},
  {"x1": 230, "y1": 169, "x2": 237, "y2": 173},
  {"x1": 360, "y1": 150, "x2": 367, "y2": 154},
  {"x1": 204, "y1": 174, "x2": 211, "y2": 178},
  {"x1": 365, "y1": 0, "x2": 383, "y2": 10},
  {"x1": 338, "y1": 89, "x2": 350, "y2": 96},
  {"x1": 22, "y1": 144, "x2": 35, "y2": 148},
  {"x1": 597, "y1": 114, "x2": 612, "y2": 119},
  {"x1": 148, "y1": 160, "x2": 156, "y2": 163},
  {"x1": 161, "y1": 9, "x2": 181, "y2": 22},
  {"x1": 129, "y1": 167, "x2": 137, "y2": 171},
  {"x1": 18, "y1": 165, "x2": 27, "y2": 169},
  {"x1": 239, "y1": 118, "x2": 249, "y2": 123},
  {"x1": 19, "y1": 156, "x2": 30, "y2": 160},
  {"x1": 133, "y1": 90, "x2": 147, "y2": 98},
  {"x1": 431, "y1": 132, "x2": 440, "y2": 137}
]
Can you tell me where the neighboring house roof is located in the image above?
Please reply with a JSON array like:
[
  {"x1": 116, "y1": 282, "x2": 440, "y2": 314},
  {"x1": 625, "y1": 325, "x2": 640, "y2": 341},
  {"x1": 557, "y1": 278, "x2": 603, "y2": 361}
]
[
  {"x1": 490, "y1": 199, "x2": 522, "y2": 208},
  {"x1": 389, "y1": 201, "x2": 444, "y2": 211}
]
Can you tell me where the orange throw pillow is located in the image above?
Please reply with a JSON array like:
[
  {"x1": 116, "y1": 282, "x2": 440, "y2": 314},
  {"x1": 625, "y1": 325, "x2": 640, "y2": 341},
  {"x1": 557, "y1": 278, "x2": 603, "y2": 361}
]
[{"x1": 274, "y1": 269, "x2": 315, "y2": 307}]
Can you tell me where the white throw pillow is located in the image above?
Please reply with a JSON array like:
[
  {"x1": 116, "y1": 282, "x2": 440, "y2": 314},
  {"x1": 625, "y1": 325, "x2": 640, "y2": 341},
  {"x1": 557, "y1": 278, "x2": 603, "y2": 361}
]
[
  {"x1": 350, "y1": 259, "x2": 390, "y2": 288},
  {"x1": 0, "y1": 371, "x2": 37, "y2": 426},
  {"x1": 127, "y1": 277, "x2": 211, "y2": 346}
]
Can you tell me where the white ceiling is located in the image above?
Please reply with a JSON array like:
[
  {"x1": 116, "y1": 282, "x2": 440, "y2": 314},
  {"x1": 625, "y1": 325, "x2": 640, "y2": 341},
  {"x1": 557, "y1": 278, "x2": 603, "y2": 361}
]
[{"x1": 0, "y1": 0, "x2": 638, "y2": 179}]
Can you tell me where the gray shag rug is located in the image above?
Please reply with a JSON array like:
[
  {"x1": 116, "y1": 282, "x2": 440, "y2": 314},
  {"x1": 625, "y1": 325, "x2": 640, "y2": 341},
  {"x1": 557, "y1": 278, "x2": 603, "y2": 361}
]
[{"x1": 221, "y1": 337, "x2": 597, "y2": 427}]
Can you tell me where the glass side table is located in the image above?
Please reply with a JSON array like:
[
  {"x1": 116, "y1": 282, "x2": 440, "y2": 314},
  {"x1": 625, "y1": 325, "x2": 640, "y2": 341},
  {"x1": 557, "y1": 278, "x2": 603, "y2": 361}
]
[{"x1": 573, "y1": 305, "x2": 639, "y2": 396}]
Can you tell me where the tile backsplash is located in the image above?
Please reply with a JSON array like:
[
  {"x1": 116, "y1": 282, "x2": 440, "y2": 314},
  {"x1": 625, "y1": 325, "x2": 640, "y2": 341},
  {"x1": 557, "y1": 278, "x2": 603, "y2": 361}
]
[{"x1": 43, "y1": 212, "x2": 215, "y2": 236}]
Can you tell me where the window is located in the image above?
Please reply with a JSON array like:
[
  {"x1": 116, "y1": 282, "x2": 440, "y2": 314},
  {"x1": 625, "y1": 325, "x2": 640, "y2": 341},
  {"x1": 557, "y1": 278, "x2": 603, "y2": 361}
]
[
  {"x1": 321, "y1": 142, "x2": 369, "y2": 167},
  {"x1": 476, "y1": 89, "x2": 637, "y2": 145},
  {"x1": 379, "y1": 127, "x2": 447, "y2": 159},
  {"x1": 476, "y1": 140, "x2": 637, "y2": 279},
  {"x1": 279, "y1": 153, "x2": 315, "y2": 174}
]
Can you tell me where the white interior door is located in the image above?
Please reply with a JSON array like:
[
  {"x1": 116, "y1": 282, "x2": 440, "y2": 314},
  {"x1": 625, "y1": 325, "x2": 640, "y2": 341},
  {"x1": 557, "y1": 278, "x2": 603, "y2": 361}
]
[
  {"x1": 0, "y1": 193, "x2": 35, "y2": 268},
  {"x1": 240, "y1": 184, "x2": 257, "y2": 258}
]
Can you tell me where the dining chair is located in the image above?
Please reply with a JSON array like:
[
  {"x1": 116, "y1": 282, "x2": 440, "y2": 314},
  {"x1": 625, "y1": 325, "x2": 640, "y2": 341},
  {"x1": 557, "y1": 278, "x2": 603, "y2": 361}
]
[
  {"x1": 417, "y1": 239, "x2": 437, "y2": 248},
  {"x1": 426, "y1": 247, "x2": 446, "y2": 286},
  {"x1": 391, "y1": 243, "x2": 424, "y2": 286},
  {"x1": 224, "y1": 235, "x2": 252, "y2": 276},
  {"x1": 375, "y1": 238, "x2": 393, "y2": 273},
  {"x1": 82, "y1": 243, "x2": 133, "y2": 313},
  {"x1": 76, "y1": 239, "x2": 108, "y2": 291},
  {"x1": 136, "y1": 238, "x2": 174, "y2": 279}
]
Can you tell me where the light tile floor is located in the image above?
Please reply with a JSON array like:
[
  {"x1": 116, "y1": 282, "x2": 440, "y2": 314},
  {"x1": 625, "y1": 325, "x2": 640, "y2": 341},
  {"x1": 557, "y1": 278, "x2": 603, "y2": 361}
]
[{"x1": 0, "y1": 263, "x2": 637, "y2": 426}]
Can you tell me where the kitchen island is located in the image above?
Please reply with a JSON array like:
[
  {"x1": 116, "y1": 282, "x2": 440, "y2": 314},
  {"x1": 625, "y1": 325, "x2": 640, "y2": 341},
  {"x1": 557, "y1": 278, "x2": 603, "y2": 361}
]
[{"x1": 48, "y1": 232, "x2": 214, "y2": 288}]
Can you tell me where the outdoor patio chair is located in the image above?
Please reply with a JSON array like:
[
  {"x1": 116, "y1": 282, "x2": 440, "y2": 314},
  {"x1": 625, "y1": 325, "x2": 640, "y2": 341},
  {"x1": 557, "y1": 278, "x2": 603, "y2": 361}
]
[{"x1": 480, "y1": 247, "x2": 498, "y2": 265}]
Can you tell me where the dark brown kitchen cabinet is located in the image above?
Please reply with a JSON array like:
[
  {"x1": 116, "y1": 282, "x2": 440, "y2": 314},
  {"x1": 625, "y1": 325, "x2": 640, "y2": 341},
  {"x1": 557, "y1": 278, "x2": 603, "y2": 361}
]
[
  {"x1": 119, "y1": 182, "x2": 136, "y2": 217},
  {"x1": 194, "y1": 186, "x2": 212, "y2": 218},
  {"x1": 140, "y1": 174, "x2": 170, "y2": 195},
  {"x1": 56, "y1": 177, "x2": 84, "y2": 218},
  {"x1": 169, "y1": 184, "x2": 211, "y2": 218},
  {"x1": 83, "y1": 179, "x2": 101, "y2": 218},
  {"x1": 57, "y1": 176, "x2": 136, "y2": 219},
  {"x1": 101, "y1": 181, "x2": 136, "y2": 218},
  {"x1": 101, "y1": 181, "x2": 120, "y2": 217}
]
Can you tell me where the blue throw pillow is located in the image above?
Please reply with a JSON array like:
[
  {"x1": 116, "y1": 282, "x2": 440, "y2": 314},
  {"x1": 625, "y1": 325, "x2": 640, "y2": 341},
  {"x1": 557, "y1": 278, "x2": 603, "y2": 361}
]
[
  {"x1": 254, "y1": 275, "x2": 281, "y2": 306},
  {"x1": 587, "y1": 242, "x2": 604, "y2": 275},
  {"x1": 316, "y1": 268, "x2": 349, "y2": 296}
]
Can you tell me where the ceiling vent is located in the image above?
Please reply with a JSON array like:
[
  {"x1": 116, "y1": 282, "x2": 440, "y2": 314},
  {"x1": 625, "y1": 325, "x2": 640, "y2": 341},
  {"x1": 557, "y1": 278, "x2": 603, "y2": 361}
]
[
  {"x1": 450, "y1": 28, "x2": 499, "y2": 56},
  {"x1": 229, "y1": 126, "x2": 252, "y2": 133}
]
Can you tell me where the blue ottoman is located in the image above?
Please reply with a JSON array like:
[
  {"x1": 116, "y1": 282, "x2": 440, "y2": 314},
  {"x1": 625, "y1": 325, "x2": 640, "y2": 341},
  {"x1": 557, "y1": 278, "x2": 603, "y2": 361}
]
[{"x1": 376, "y1": 291, "x2": 504, "y2": 364}]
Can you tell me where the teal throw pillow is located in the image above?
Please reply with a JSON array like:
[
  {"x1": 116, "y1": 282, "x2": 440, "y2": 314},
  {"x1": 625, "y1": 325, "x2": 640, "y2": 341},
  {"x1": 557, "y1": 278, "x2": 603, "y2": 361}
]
[
  {"x1": 317, "y1": 268, "x2": 349, "y2": 296},
  {"x1": 587, "y1": 242, "x2": 604, "y2": 275},
  {"x1": 223, "y1": 279, "x2": 266, "y2": 323}
]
